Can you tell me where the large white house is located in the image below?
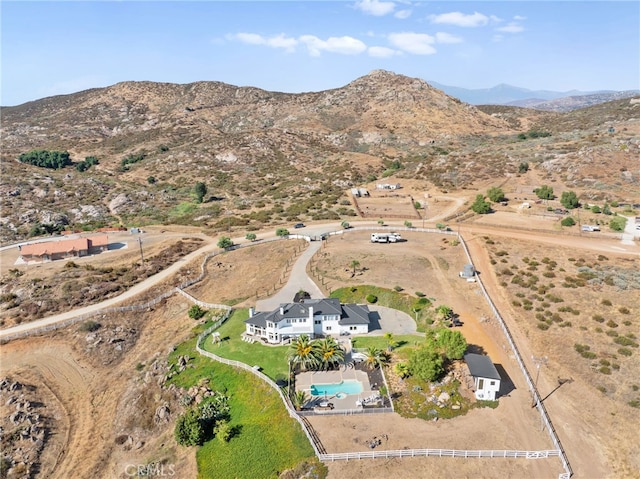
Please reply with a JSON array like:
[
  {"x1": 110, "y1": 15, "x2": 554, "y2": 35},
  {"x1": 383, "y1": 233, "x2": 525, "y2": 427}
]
[
  {"x1": 464, "y1": 353, "x2": 502, "y2": 401},
  {"x1": 244, "y1": 298, "x2": 371, "y2": 344}
]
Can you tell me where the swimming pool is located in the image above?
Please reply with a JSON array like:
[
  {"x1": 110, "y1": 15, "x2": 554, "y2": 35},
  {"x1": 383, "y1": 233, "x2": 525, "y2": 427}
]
[{"x1": 310, "y1": 380, "x2": 363, "y2": 397}]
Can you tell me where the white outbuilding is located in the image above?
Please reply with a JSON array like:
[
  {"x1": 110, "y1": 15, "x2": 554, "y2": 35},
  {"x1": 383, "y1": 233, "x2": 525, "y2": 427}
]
[{"x1": 464, "y1": 353, "x2": 501, "y2": 401}]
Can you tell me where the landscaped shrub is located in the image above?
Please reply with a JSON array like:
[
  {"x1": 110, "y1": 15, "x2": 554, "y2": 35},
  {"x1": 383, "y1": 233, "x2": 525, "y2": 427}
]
[{"x1": 366, "y1": 294, "x2": 378, "y2": 304}]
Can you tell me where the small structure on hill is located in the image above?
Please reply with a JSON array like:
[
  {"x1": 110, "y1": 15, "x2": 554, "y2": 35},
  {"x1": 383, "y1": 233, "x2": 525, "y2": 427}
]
[{"x1": 464, "y1": 353, "x2": 501, "y2": 401}]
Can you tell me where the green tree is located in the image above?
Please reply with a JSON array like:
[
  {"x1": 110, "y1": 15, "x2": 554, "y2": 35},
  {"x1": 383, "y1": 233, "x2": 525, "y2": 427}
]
[
  {"x1": 288, "y1": 335, "x2": 320, "y2": 371},
  {"x1": 435, "y1": 305, "x2": 453, "y2": 320},
  {"x1": 245, "y1": 233, "x2": 257, "y2": 242},
  {"x1": 534, "y1": 185, "x2": 554, "y2": 200},
  {"x1": 404, "y1": 220, "x2": 413, "y2": 228},
  {"x1": 518, "y1": 162, "x2": 529, "y2": 173},
  {"x1": 276, "y1": 228, "x2": 290, "y2": 237},
  {"x1": 363, "y1": 347, "x2": 389, "y2": 369},
  {"x1": 560, "y1": 191, "x2": 579, "y2": 209},
  {"x1": 290, "y1": 390, "x2": 309, "y2": 411},
  {"x1": 591, "y1": 205, "x2": 602, "y2": 214},
  {"x1": 217, "y1": 236, "x2": 233, "y2": 249},
  {"x1": 471, "y1": 194, "x2": 491, "y2": 214},
  {"x1": 18, "y1": 149, "x2": 72, "y2": 169},
  {"x1": 350, "y1": 259, "x2": 360, "y2": 273},
  {"x1": 487, "y1": 187, "x2": 505, "y2": 203},
  {"x1": 602, "y1": 204, "x2": 612, "y2": 215},
  {"x1": 316, "y1": 337, "x2": 345, "y2": 370},
  {"x1": 188, "y1": 305, "x2": 207, "y2": 320},
  {"x1": 409, "y1": 346, "x2": 444, "y2": 382},
  {"x1": 174, "y1": 408, "x2": 204, "y2": 446},
  {"x1": 194, "y1": 182, "x2": 207, "y2": 203},
  {"x1": 213, "y1": 419, "x2": 232, "y2": 442},
  {"x1": 394, "y1": 362, "x2": 411, "y2": 379},
  {"x1": 147, "y1": 176, "x2": 157, "y2": 184},
  {"x1": 384, "y1": 332, "x2": 398, "y2": 352},
  {"x1": 609, "y1": 216, "x2": 627, "y2": 232},
  {"x1": 561, "y1": 216, "x2": 576, "y2": 227},
  {"x1": 432, "y1": 328, "x2": 467, "y2": 360},
  {"x1": 341, "y1": 220, "x2": 350, "y2": 229}
]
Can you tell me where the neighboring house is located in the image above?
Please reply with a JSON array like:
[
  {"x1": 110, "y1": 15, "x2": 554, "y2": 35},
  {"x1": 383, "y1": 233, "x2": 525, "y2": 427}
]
[
  {"x1": 464, "y1": 353, "x2": 501, "y2": 401},
  {"x1": 19, "y1": 235, "x2": 109, "y2": 263},
  {"x1": 244, "y1": 298, "x2": 370, "y2": 344}
]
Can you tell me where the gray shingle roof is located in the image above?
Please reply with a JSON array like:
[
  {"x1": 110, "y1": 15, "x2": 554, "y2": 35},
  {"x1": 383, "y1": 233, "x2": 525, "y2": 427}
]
[
  {"x1": 245, "y1": 298, "x2": 370, "y2": 327},
  {"x1": 464, "y1": 353, "x2": 501, "y2": 381}
]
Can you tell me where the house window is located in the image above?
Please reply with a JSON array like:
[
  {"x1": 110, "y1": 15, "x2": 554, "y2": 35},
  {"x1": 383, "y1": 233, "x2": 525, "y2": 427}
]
[
  {"x1": 490, "y1": 381, "x2": 495, "y2": 386},
  {"x1": 478, "y1": 379, "x2": 484, "y2": 390},
  {"x1": 349, "y1": 326, "x2": 357, "y2": 331},
  {"x1": 326, "y1": 326, "x2": 332, "y2": 331},
  {"x1": 314, "y1": 320, "x2": 321, "y2": 325}
]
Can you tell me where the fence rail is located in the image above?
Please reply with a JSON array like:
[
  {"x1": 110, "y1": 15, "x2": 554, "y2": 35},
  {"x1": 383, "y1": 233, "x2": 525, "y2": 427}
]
[{"x1": 319, "y1": 448, "x2": 561, "y2": 461}]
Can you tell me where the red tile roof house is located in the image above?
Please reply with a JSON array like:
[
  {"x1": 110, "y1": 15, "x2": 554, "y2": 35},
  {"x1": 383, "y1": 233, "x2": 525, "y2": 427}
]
[{"x1": 19, "y1": 235, "x2": 109, "y2": 263}]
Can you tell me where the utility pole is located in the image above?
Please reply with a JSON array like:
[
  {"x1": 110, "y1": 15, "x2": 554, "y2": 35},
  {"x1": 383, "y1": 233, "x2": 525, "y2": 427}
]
[
  {"x1": 138, "y1": 236, "x2": 144, "y2": 264},
  {"x1": 531, "y1": 355, "x2": 548, "y2": 407}
]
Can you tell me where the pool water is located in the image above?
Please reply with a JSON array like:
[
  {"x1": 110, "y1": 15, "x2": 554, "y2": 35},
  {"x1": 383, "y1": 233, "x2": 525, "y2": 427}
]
[{"x1": 310, "y1": 380, "x2": 363, "y2": 397}]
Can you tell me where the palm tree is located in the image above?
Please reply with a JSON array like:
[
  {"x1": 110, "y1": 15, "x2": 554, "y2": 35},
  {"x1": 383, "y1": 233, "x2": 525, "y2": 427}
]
[
  {"x1": 288, "y1": 334, "x2": 320, "y2": 372},
  {"x1": 394, "y1": 362, "x2": 411, "y2": 379},
  {"x1": 384, "y1": 332, "x2": 398, "y2": 352},
  {"x1": 364, "y1": 347, "x2": 389, "y2": 370},
  {"x1": 291, "y1": 390, "x2": 309, "y2": 411},
  {"x1": 316, "y1": 337, "x2": 345, "y2": 370},
  {"x1": 350, "y1": 259, "x2": 360, "y2": 274}
]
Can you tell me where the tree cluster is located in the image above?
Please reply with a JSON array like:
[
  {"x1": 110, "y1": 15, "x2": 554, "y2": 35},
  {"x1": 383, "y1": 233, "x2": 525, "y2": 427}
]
[
  {"x1": 534, "y1": 185, "x2": 554, "y2": 200},
  {"x1": 75, "y1": 156, "x2": 99, "y2": 172},
  {"x1": 174, "y1": 393, "x2": 231, "y2": 446},
  {"x1": 406, "y1": 327, "x2": 468, "y2": 382},
  {"x1": 19, "y1": 149, "x2": 72, "y2": 169},
  {"x1": 288, "y1": 335, "x2": 346, "y2": 372},
  {"x1": 471, "y1": 194, "x2": 492, "y2": 214}
]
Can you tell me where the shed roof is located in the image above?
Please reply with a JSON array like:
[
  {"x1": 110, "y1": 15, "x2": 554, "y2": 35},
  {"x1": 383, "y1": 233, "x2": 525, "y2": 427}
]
[{"x1": 464, "y1": 353, "x2": 501, "y2": 381}]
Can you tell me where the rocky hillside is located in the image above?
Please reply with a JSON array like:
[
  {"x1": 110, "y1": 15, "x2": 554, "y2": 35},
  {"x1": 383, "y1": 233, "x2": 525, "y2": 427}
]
[{"x1": 1, "y1": 70, "x2": 639, "y2": 243}]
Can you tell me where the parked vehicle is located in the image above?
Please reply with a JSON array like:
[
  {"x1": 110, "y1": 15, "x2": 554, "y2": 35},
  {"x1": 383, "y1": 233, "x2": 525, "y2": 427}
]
[
  {"x1": 581, "y1": 225, "x2": 600, "y2": 232},
  {"x1": 371, "y1": 233, "x2": 400, "y2": 243},
  {"x1": 294, "y1": 223, "x2": 305, "y2": 229}
]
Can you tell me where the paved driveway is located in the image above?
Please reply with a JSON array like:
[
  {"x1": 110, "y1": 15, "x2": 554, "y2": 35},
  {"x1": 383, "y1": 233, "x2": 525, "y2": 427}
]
[{"x1": 364, "y1": 305, "x2": 418, "y2": 336}]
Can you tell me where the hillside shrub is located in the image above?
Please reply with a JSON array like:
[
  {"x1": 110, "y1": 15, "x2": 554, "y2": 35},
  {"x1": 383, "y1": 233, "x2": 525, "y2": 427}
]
[
  {"x1": 366, "y1": 294, "x2": 378, "y2": 304},
  {"x1": 19, "y1": 149, "x2": 72, "y2": 169}
]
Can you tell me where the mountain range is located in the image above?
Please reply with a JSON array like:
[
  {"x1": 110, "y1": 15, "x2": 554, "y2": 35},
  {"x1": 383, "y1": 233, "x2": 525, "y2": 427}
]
[{"x1": 428, "y1": 81, "x2": 639, "y2": 111}]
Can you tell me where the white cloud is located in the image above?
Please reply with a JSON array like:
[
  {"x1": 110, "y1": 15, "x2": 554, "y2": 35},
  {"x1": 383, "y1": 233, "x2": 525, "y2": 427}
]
[
  {"x1": 388, "y1": 32, "x2": 436, "y2": 55},
  {"x1": 395, "y1": 9, "x2": 412, "y2": 19},
  {"x1": 354, "y1": 0, "x2": 396, "y2": 16},
  {"x1": 229, "y1": 33, "x2": 298, "y2": 52},
  {"x1": 429, "y1": 11, "x2": 490, "y2": 27},
  {"x1": 368, "y1": 46, "x2": 400, "y2": 57},
  {"x1": 435, "y1": 32, "x2": 463, "y2": 44},
  {"x1": 514, "y1": 15, "x2": 526, "y2": 21},
  {"x1": 299, "y1": 35, "x2": 368, "y2": 56},
  {"x1": 496, "y1": 23, "x2": 524, "y2": 33}
]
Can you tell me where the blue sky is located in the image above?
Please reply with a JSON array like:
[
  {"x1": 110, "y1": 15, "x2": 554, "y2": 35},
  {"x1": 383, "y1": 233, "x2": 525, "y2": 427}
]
[{"x1": 2, "y1": 1, "x2": 639, "y2": 106}]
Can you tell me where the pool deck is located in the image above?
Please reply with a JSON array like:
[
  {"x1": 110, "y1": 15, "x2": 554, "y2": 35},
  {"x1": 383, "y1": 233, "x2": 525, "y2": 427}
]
[{"x1": 296, "y1": 367, "x2": 379, "y2": 411}]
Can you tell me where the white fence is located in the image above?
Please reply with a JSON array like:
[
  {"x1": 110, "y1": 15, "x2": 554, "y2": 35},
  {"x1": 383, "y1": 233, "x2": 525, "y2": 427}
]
[{"x1": 319, "y1": 448, "x2": 561, "y2": 461}]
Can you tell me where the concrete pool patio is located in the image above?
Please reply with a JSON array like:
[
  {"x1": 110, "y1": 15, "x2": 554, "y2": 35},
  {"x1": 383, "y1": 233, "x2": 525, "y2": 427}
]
[{"x1": 296, "y1": 367, "x2": 386, "y2": 411}]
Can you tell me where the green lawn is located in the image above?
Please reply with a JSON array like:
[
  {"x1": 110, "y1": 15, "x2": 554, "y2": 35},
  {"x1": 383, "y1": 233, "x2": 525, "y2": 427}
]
[
  {"x1": 167, "y1": 318, "x2": 316, "y2": 479},
  {"x1": 203, "y1": 308, "x2": 290, "y2": 382},
  {"x1": 351, "y1": 334, "x2": 425, "y2": 354}
]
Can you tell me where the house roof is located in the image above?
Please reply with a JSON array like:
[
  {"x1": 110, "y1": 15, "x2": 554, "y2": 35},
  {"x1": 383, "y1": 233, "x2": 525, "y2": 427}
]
[
  {"x1": 245, "y1": 298, "x2": 370, "y2": 328},
  {"x1": 339, "y1": 303, "x2": 370, "y2": 325},
  {"x1": 464, "y1": 353, "x2": 501, "y2": 381},
  {"x1": 20, "y1": 238, "x2": 90, "y2": 256},
  {"x1": 19, "y1": 234, "x2": 109, "y2": 257}
]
